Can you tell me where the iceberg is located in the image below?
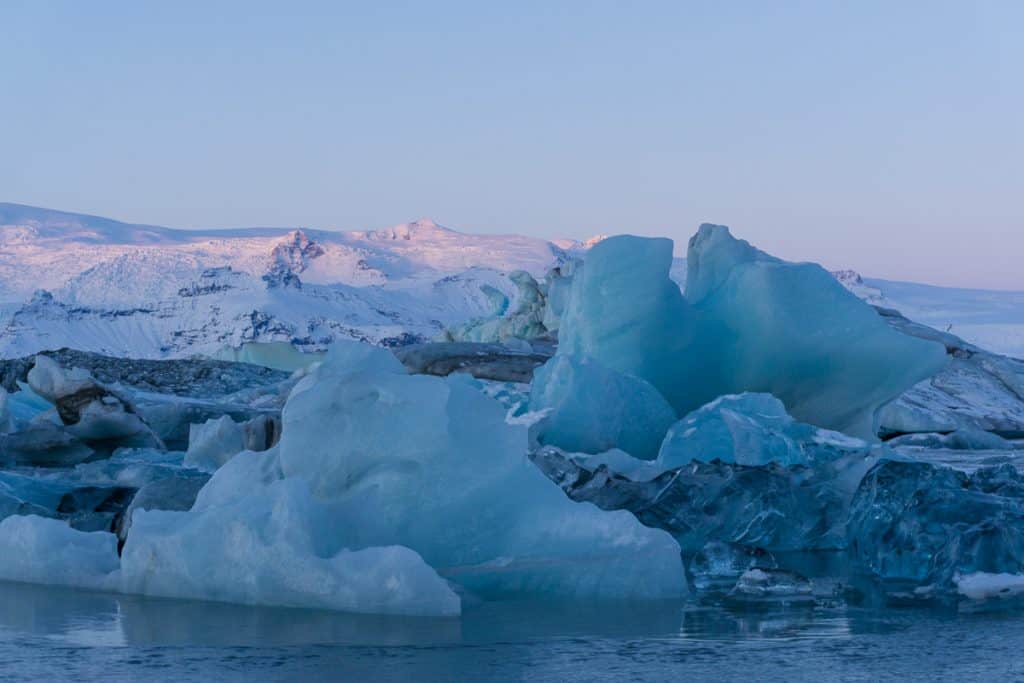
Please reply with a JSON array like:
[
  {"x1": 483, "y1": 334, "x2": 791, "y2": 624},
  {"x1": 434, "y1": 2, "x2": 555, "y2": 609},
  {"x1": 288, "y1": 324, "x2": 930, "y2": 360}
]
[
  {"x1": 184, "y1": 414, "x2": 280, "y2": 471},
  {"x1": 533, "y1": 226, "x2": 948, "y2": 452},
  {"x1": 680, "y1": 225, "x2": 948, "y2": 438},
  {"x1": 445, "y1": 270, "x2": 548, "y2": 343},
  {"x1": 529, "y1": 354, "x2": 677, "y2": 461},
  {"x1": 120, "y1": 341, "x2": 686, "y2": 614},
  {"x1": 847, "y1": 460, "x2": 1024, "y2": 586},
  {"x1": 888, "y1": 428, "x2": 1014, "y2": 451},
  {"x1": 121, "y1": 461, "x2": 462, "y2": 617},
  {"x1": 556, "y1": 235, "x2": 694, "y2": 407},
  {"x1": 25, "y1": 355, "x2": 163, "y2": 450},
  {"x1": 658, "y1": 393, "x2": 873, "y2": 468},
  {"x1": 0, "y1": 515, "x2": 119, "y2": 591}
]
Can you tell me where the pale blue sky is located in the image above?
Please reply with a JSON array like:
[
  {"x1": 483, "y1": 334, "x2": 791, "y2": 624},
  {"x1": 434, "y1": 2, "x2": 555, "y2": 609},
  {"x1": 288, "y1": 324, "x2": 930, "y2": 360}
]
[{"x1": 1, "y1": 1, "x2": 1021, "y2": 288}]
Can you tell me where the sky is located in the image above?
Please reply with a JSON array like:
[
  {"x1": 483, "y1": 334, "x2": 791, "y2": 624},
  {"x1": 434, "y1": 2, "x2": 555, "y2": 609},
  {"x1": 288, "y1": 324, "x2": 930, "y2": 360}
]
[{"x1": 1, "y1": 1, "x2": 1021, "y2": 289}]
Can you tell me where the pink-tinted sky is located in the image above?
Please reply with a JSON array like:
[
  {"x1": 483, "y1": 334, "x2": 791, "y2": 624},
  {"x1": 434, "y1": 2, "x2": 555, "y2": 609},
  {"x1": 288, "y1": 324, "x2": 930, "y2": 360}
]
[{"x1": 2, "y1": 1, "x2": 1020, "y2": 288}]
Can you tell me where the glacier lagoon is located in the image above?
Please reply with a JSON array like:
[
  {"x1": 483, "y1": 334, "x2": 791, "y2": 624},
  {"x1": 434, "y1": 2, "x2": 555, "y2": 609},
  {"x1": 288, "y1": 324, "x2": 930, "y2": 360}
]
[
  {"x1": 3, "y1": 581, "x2": 1024, "y2": 681},
  {"x1": 2, "y1": 222, "x2": 1024, "y2": 678}
]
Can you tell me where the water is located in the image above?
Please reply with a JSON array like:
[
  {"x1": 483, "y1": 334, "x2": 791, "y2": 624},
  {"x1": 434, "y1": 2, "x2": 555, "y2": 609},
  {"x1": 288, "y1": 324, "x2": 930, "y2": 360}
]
[{"x1": 1, "y1": 581, "x2": 1023, "y2": 681}]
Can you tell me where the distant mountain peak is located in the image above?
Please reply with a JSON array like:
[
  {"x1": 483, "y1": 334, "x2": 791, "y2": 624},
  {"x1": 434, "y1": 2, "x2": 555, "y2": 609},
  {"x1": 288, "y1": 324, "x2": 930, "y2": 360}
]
[{"x1": 365, "y1": 218, "x2": 454, "y2": 242}]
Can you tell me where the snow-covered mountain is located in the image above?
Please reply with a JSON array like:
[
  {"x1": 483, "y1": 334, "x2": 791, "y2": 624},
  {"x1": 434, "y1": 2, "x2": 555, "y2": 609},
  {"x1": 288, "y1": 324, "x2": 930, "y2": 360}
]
[
  {"x1": 0, "y1": 203, "x2": 573, "y2": 358},
  {"x1": 3, "y1": 202, "x2": 1022, "y2": 361},
  {"x1": 832, "y1": 269, "x2": 1024, "y2": 358}
]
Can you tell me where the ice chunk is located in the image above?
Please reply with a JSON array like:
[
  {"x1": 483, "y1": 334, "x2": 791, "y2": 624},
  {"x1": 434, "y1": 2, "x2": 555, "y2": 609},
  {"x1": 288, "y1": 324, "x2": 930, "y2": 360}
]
[
  {"x1": 888, "y1": 428, "x2": 1014, "y2": 451},
  {"x1": 121, "y1": 474, "x2": 461, "y2": 617},
  {"x1": 658, "y1": 393, "x2": 872, "y2": 468},
  {"x1": 540, "y1": 263, "x2": 576, "y2": 333},
  {"x1": 556, "y1": 235, "x2": 695, "y2": 407},
  {"x1": 544, "y1": 227, "x2": 947, "y2": 440},
  {"x1": 0, "y1": 422, "x2": 94, "y2": 467},
  {"x1": 0, "y1": 515, "x2": 119, "y2": 591},
  {"x1": 65, "y1": 396, "x2": 163, "y2": 449},
  {"x1": 680, "y1": 225, "x2": 948, "y2": 438},
  {"x1": 847, "y1": 461, "x2": 1024, "y2": 586},
  {"x1": 26, "y1": 355, "x2": 94, "y2": 403},
  {"x1": 279, "y1": 344, "x2": 686, "y2": 601},
  {"x1": 956, "y1": 572, "x2": 1024, "y2": 601},
  {"x1": 534, "y1": 445, "x2": 871, "y2": 555},
  {"x1": 123, "y1": 343, "x2": 685, "y2": 614},
  {"x1": 22, "y1": 356, "x2": 163, "y2": 450},
  {"x1": 529, "y1": 354, "x2": 677, "y2": 460},
  {"x1": 446, "y1": 270, "x2": 548, "y2": 343},
  {"x1": 0, "y1": 389, "x2": 11, "y2": 434},
  {"x1": 184, "y1": 414, "x2": 280, "y2": 471}
]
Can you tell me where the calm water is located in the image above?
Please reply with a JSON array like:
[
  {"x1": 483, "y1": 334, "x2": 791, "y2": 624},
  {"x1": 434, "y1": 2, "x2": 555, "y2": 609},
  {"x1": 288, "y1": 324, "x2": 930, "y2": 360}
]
[{"x1": 1, "y1": 581, "x2": 1023, "y2": 682}]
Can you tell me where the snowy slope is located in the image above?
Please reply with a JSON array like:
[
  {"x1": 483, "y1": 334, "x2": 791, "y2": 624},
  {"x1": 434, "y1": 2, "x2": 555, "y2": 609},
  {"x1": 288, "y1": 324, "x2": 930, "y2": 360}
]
[
  {"x1": 831, "y1": 269, "x2": 1024, "y2": 359},
  {"x1": 3, "y1": 202, "x2": 1021, "y2": 361},
  {"x1": 0, "y1": 203, "x2": 570, "y2": 358}
]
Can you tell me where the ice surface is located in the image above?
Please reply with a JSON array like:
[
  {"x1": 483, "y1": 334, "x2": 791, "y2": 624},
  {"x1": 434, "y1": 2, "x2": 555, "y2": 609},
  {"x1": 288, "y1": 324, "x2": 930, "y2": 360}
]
[
  {"x1": 888, "y1": 428, "x2": 1014, "y2": 451},
  {"x1": 0, "y1": 515, "x2": 119, "y2": 590},
  {"x1": 956, "y1": 572, "x2": 1024, "y2": 601},
  {"x1": 121, "y1": 463, "x2": 461, "y2": 617},
  {"x1": 0, "y1": 422, "x2": 94, "y2": 467},
  {"x1": 0, "y1": 389, "x2": 10, "y2": 434},
  {"x1": 556, "y1": 235, "x2": 694, "y2": 407},
  {"x1": 184, "y1": 414, "x2": 279, "y2": 471},
  {"x1": 530, "y1": 354, "x2": 677, "y2": 460},
  {"x1": 680, "y1": 225, "x2": 948, "y2": 438},
  {"x1": 539, "y1": 442, "x2": 1024, "y2": 595},
  {"x1": 121, "y1": 341, "x2": 685, "y2": 614},
  {"x1": 279, "y1": 342, "x2": 685, "y2": 600},
  {"x1": 445, "y1": 270, "x2": 548, "y2": 343},
  {"x1": 534, "y1": 227, "x2": 946, "y2": 447},
  {"x1": 540, "y1": 262, "x2": 576, "y2": 333},
  {"x1": 5, "y1": 382, "x2": 52, "y2": 426},
  {"x1": 534, "y1": 444, "x2": 872, "y2": 554},
  {"x1": 658, "y1": 393, "x2": 874, "y2": 468},
  {"x1": 26, "y1": 355, "x2": 94, "y2": 403},
  {"x1": 847, "y1": 460, "x2": 1024, "y2": 586}
]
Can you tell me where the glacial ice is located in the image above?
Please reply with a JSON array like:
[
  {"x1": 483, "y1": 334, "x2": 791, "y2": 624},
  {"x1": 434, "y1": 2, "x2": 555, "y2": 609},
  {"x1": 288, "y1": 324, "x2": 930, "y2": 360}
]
[
  {"x1": 530, "y1": 354, "x2": 677, "y2": 461},
  {"x1": 0, "y1": 221, "x2": 1017, "y2": 614},
  {"x1": 24, "y1": 356, "x2": 163, "y2": 451},
  {"x1": 847, "y1": 460, "x2": 1024, "y2": 586},
  {"x1": 658, "y1": 393, "x2": 873, "y2": 468},
  {"x1": 957, "y1": 572, "x2": 1024, "y2": 601},
  {"x1": 27, "y1": 355, "x2": 95, "y2": 403},
  {"x1": 682, "y1": 225, "x2": 948, "y2": 438},
  {"x1": 445, "y1": 270, "x2": 548, "y2": 343},
  {"x1": 120, "y1": 341, "x2": 685, "y2": 614},
  {"x1": 0, "y1": 515, "x2": 119, "y2": 591},
  {"x1": 121, "y1": 465, "x2": 462, "y2": 617},
  {"x1": 184, "y1": 414, "x2": 280, "y2": 471},
  {"x1": 535, "y1": 227, "x2": 948, "y2": 455},
  {"x1": 556, "y1": 235, "x2": 694, "y2": 408},
  {"x1": 888, "y1": 428, "x2": 1014, "y2": 451},
  {"x1": 0, "y1": 389, "x2": 10, "y2": 434}
]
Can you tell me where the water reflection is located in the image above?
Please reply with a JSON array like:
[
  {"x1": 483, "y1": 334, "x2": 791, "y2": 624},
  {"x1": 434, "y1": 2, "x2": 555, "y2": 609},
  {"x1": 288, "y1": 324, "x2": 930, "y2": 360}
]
[{"x1": 0, "y1": 579, "x2": 918, "y2": 649}]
